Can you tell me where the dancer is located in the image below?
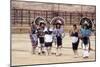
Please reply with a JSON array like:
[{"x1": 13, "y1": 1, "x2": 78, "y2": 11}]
[
  {"x1": 69, "y1": 24, "x2": 79, "y2": 57},
  {"x1": 53, "y1": 20, "x2": 65, "y2": 56},
  {"x1": 30, "y1": 22, "x2": 38, "y2": 54},
  {"x1": 80, "y1": 17, "x2": 92, "y2": 58},
  {"x1": 44, "y1": 22, "x2": 53, "y2": 55},
  {"x1": 34, "y1": 16, "x2": 47, "y2": 55},
  {"x1": 37, "y1": 20, "x2": 46, "y2": 55}
]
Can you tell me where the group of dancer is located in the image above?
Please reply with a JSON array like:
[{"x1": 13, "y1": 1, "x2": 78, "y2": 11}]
[{"x1": 30, "y1": 16, "x2": 93, "y2": 58}]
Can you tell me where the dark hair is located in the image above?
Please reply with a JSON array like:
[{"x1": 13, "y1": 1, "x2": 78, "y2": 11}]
[
  {"x1": 32, "y1": 21, "x2": 34, "y2": 25},
  {"x1": 73, "y1": 24, "x2": 77, "y2": 27},
  {"x1": 40, "y1": 22, "x2": 45, "y2": 26}
]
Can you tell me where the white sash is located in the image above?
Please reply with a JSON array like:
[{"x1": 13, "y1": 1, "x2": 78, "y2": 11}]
[{"x1": 71, "y1": 36, "x2": 78, "y2": 43}]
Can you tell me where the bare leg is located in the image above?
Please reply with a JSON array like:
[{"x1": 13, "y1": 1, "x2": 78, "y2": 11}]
[
  {"x1": 83, "y1": 44, "x2": 89, "y2": 58},
  {"x1": 73, "y1": 50, "x2": 78, "y2": 58},
  {"x1": 56, "y1": 46, "x2": 62, "y2": 56},
  {"x1": 32, "y1": 47, "x2": 36, "y2": 54},
  {"x1": 38, "y1": 44, "x2": 42, "y2": 55},
  {"x1": 41, "y1": 44, "x2": 45, "y2": 55},
  {"x1": 45, "y1": 47, "x2": 48, "y2": 56},
  {"x1": 48, "y1": 47, "x2": 52, "y2": 55},
  {"x1": 56, "y1": 46, "x2": 59, "y2": 56}
]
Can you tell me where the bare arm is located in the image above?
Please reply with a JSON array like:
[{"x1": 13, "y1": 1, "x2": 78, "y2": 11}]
[{"x1": 69, "y1": 29, "x2": 72, "y2": 36}]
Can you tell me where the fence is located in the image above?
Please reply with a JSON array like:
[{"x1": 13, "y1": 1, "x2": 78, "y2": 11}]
[{"x1": 11, "y1": 9, "x2": 96, "y2": 33}]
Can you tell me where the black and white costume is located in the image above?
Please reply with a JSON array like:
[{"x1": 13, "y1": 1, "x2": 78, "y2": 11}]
[
  {"x1": 71, "y1": 32, "x2": 79, "y2": 50},
  {"x1": 34, "y1": 16, "x2": 46, "y2": 55},
  {"x1": 37, "y1": 26, "x2": 45, "y2": 54},
  {"x1": 44, "y1": 27, "x2": 53, "y2": 47},
  {"x1": 37, "y1": 28, "x2": 45, "y2": 44}
]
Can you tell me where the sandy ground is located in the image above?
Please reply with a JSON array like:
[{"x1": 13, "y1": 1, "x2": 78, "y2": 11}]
[{"x1": 11, "y1": 33, "x2": 96, "y2": 66}]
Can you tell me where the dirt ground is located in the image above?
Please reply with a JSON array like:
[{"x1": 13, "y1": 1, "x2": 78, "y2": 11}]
[{"x1": 11, "y1": 33, "x2": 96, "y2": 66}]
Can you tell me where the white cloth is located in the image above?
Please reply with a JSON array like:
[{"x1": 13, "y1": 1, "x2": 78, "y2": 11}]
[
  {"x1": 44, "y1": 27, "x2": 53, "y2": 42},
  {"x1": 82, "y1": 43, "x2": 89, "y2": 50},
  {"x1": 82, "y1": 43, "x2": 89, "y2": 57},
  {"x1": 71, "y1": 36, "x2": 78, "y2": 43},
  {"x1": 44, "y1": 27, "x2": 53, "y2": 32},
  {"x1": 83, "y1": 50, "x2": 89, "y2": 57},
  {"x1": 44, "y1": 34, "x2": 53, "y2": 42}
]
